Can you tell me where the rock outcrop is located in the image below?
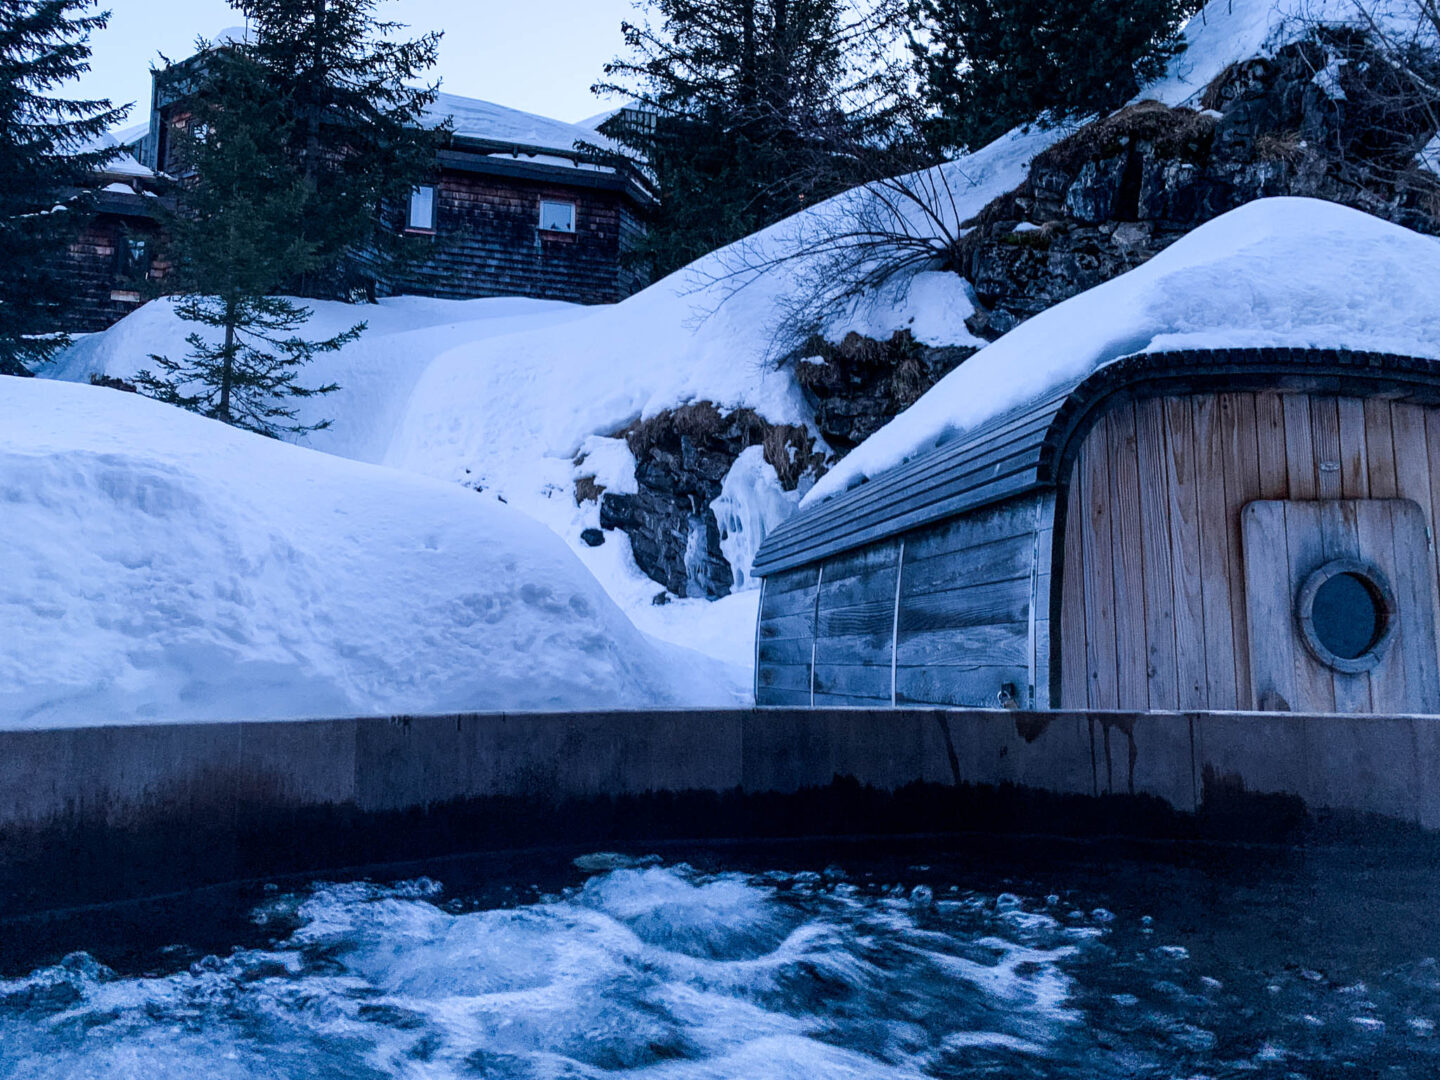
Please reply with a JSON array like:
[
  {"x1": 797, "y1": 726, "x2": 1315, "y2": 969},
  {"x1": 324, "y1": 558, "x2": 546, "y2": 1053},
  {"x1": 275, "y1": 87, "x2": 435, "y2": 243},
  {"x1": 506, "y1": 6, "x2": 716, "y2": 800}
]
[
  {"x1": 597, "y1": 403, "x2": 822, "y2": 598},
  {"x1": 960, "y1": 33, "x2": 1439, "y2": 337},
  {"x1": 794, "y1": 331, "x2": 978, "y2": 453}
]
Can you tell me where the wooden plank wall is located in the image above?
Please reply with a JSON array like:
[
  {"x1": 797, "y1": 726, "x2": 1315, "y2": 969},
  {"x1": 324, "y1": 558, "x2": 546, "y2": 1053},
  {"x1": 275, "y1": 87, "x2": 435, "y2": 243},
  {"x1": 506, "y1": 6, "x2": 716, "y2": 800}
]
[
  {"x1": 757, "y1": 496, "x2": 1046, "y2": 708},
  {"x1": 895, "y1": 501, "x2": 1039, "y2": 708},
  {"x1": 58, "y1": 216, "x2": 161, "y2": 334},
  {"x1": 384, "y1": 171, "x2": 636, "y2": 306},
  {"x1": 756, "y1": 565, "x2": 821, "y2": 707},
  {"x1": 1058, "y1": 391, "x2": 1440, "y2": 710}
]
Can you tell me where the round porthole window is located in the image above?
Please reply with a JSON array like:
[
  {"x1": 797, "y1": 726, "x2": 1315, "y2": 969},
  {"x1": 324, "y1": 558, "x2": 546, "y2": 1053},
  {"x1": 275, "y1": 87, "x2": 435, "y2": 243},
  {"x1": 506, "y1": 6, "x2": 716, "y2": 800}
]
[{"x1": 1296, "y1": 559, "x2": 1396, "y2": 673}]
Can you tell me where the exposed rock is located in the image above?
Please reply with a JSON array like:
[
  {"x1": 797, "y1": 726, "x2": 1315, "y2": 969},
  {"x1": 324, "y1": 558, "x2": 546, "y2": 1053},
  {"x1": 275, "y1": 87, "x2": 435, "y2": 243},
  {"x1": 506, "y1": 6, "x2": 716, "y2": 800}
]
[
  {"x1": 794, "y1": 330, "x2": 978, "y2": 452},
  {"x1": 88, "y1": 373, "x2": 137, "y2": 392},
  {"x1": 599, "y1": 403, "x2": 822, "y2": 598},
  {"x1": 960, "y1": 34, "x2": 1440, "y2": 337},
  {"x1": 580, "y1": 528, "x2": 605, "y2": 548}
]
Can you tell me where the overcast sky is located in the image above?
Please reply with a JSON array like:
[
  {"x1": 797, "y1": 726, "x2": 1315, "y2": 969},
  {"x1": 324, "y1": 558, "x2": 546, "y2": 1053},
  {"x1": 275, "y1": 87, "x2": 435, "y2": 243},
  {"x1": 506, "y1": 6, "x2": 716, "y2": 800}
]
[{"x1": 76, "y1": 0, "x2": 639, "y2": 128}]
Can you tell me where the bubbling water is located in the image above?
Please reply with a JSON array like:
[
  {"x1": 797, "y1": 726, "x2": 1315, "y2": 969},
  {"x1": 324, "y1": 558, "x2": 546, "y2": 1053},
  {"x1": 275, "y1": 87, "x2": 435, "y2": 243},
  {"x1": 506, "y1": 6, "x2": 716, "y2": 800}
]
[{"x1": 0, "y1": 859, "x2": 1437, "y2": 1078}]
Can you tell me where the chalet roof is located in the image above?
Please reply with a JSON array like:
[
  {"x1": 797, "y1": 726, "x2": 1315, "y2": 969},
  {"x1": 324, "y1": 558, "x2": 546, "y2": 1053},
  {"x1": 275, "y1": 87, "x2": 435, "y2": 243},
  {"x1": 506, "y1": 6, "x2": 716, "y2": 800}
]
[
  {"x1": 751, "y1": 348, "x2": 1440, "y2": 576},
  {"x1": 425, "y1": 92, "x2": 614, "y2": 158}
]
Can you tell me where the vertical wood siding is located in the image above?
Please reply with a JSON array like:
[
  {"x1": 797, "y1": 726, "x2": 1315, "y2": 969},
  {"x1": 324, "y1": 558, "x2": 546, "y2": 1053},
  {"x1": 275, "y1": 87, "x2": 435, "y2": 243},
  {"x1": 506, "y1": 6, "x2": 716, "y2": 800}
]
[{"x1": 1059, "y1": 391, "x2": 1440, "y2": 710}]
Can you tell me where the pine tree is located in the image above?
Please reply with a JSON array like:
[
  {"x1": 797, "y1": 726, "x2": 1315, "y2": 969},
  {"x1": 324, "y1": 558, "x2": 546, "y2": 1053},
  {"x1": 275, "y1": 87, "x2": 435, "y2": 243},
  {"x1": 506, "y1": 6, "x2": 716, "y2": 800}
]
[
  {"x1": 910, "y1": 0, "x2": 1191, "y2": 153},
  {"x1": 134, "y1": 45, "x2": 360, "y2": 437},
  {"x1": 595, "y1": 0, "x2": 916, "y2": 278},
  {"x1": 234, "y1": 0, "x2": 444, "y2": 296},
  {"x1": 0, "y1": 0, "x2": 127, "y2": 376}
]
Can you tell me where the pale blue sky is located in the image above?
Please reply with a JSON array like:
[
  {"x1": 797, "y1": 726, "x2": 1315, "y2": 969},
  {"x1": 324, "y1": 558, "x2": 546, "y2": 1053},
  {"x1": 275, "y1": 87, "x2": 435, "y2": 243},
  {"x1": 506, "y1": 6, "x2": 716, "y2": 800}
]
[{"x1": 76, "y1": 0, "x2": 638, "y2": 126}]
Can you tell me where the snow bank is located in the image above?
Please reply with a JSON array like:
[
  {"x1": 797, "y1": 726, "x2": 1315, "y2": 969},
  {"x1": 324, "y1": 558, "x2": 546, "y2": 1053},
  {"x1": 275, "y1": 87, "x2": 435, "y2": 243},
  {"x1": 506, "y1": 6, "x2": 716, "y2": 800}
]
[
  {"x1": 0, "y1": 378, "x2": 745, "y2": 728},
  {"x1": 805, "y1": 198, "x2": 1440, "y2": 505},
  {"x1": 48, "y1": 294, "x2": 584, "y2": 466}
]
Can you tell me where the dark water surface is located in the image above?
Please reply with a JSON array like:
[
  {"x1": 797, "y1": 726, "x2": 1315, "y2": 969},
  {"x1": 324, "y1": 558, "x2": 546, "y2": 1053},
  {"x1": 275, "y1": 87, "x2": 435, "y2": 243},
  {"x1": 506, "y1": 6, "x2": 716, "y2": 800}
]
[{"x1": 1, "y1": 837, "x2": 1438, "y2": 1077}]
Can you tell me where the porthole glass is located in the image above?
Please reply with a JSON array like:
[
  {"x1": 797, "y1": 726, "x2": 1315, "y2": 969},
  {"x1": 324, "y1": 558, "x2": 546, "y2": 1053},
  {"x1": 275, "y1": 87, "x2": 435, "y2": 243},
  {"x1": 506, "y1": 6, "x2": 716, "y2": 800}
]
[
  {"x1": 1296, "y1": 560, "x2": 1396, "y2": 673},
  {"x1": 1309, "y1": 572, "x2": 1385, "y2": 660}
]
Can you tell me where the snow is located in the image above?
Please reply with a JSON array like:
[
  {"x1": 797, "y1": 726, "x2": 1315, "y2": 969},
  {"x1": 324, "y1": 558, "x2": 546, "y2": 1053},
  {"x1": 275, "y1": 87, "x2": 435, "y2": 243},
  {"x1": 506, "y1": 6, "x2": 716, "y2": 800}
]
[
  {"x1": 43, "y1": 0, "x2": 1427, "y2": 701},
  {"x1": 48, "y1": 295, "x2": 586, "y2": 467},
  {"x1": 426, "y1": 91, "x2": 613, "y2": 155},
  {"x1": 83, "y1": 126, "x2": 155, "y2": 180},
  {"x1": 38, "y1": 117, "x2": 1069, "y2": 692},
  {"x1": 805, "y1": 197, "x2": 1440, "y2": 506},
  {"x1": 823, "y1": 271, "x2": 986, "y2": 349},
  {"x1": 0, "y1": 378, "x2": 746, "y2": 728},
  {"x1": 1421, "y1": 133, "x2": 1440, "y2": 175}
]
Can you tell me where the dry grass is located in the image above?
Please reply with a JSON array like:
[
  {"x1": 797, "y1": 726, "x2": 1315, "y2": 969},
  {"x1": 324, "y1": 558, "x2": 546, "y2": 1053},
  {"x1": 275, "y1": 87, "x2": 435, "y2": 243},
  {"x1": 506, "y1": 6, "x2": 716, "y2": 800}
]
[
  {"x1": 574, "y1": 475, "x2": 606, "y2": 505},
  {"x1": 1034, "y1": 101, "x2": 1217, "y2": 175},
  {"x1": 621, "y1": 401, "x2": 822, "y2": 493}
]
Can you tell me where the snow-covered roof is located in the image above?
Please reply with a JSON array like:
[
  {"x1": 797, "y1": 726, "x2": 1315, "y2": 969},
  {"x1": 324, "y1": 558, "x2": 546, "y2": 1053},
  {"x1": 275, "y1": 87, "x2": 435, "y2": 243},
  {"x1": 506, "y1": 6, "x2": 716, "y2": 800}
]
[
  {"x1": 426, "y1": 91, "x2": 613, "y2": 156},
  {"x1": 83, "y1": 125, "x2": 156, "y2": 181},
  {"x1": 804, "y1": 198, "x2": 1440, "y2": 507}
]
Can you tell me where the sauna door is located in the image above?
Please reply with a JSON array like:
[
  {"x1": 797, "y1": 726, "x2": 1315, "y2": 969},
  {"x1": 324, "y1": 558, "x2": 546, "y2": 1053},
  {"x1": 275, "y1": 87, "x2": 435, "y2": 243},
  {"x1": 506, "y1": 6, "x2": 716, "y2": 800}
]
[{"x1": 1241, "y1": 500, "x2": 1440, "y2": 713}]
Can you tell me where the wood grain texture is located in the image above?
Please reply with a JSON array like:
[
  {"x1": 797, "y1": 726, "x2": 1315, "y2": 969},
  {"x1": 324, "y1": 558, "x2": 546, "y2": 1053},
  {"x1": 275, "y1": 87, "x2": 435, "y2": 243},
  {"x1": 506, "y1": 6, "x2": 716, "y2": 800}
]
[
  {"x1": 1136, "y1": 398, "x2": 1180, "y2": 710},
  {"x1": 1194, "y1": 395, "x2": 1239, "y2": 708},
  {"x1": 379, "y1": 169, "x2": 644, "y2": 305},
  {"x1": 1163, "y1": 397, "x2": 1208, "y2": 709},
  {"x1": 1059, "y1": 391, "x2": 1440, "y2": 713},
  {"x1": 1108, "y1": 406, "x2": 1151, "y2": 708}
]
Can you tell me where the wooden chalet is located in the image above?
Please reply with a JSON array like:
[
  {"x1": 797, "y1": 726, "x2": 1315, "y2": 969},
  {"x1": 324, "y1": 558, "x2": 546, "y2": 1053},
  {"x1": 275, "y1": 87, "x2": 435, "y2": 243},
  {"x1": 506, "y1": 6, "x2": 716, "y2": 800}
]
[
  {"x1": 142, "y1": 67, "x2": 654, "y2": 308},
  {"x1": 57, "y1": 126, "x2": 167, "y2": 334},
  {"x1": 752, "y1": 348, "x2": 1440, "y2": 716}
]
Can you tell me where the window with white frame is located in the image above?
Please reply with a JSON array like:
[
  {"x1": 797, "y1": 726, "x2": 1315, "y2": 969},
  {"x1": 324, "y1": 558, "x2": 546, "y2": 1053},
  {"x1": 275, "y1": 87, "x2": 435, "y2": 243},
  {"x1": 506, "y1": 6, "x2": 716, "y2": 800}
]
[
  {"x1": 408, "y1": 185, "x2": 436, "y2": 231},
  {"x1": 539, "y1": 199, "x2": 576, "y2": 233}
]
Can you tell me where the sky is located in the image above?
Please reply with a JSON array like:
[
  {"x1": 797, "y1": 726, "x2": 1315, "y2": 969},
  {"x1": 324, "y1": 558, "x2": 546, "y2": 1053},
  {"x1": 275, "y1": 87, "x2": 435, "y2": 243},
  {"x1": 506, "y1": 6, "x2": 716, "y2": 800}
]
[{"x1": 75, "y1": 0, "x2": 639, "y2": 129}]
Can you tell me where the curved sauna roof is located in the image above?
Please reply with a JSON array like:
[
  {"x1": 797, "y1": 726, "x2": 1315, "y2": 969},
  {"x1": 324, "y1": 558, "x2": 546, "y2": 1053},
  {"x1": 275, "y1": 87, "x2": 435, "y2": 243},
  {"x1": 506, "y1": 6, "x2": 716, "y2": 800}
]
[{"x1": 752, "y1": 348, "x2": 1440, "y2": 576}]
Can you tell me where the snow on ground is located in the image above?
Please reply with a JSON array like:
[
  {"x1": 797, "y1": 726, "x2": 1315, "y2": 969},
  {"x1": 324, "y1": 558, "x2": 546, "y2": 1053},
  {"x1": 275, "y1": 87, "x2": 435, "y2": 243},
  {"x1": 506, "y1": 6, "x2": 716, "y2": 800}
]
[
  {"x1": 50, "y1": 295, "x2": 584, "y2": 466},
  {"x1": 48, "y1": 124, "x2": 1060, "y2": 677},
  {"x1": 0, "y1": 378, "x2": 747, "y2": 728},
  {"x1": 805, "y1": 197, "x2": 1440, "y2": 505},
  {"x1": 49, "y1": 0, "x2": 1428, "y2": 689}
]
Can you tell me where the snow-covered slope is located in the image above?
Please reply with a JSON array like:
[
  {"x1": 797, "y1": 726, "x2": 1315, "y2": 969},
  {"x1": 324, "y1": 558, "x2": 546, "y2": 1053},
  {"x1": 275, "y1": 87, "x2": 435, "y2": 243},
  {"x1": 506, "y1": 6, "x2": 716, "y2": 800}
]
[
  {"x1": 806, "y1": 198, "x2": 1440, "y2": 505},
  {"x1": 50, "y1": 295, "x2": 584, "y2": 466},
  {"x1": 46, "y1": 126, "x2": 1058, "y2": 669},
  {"x1": 0, "y1": 378, "x2": 745, "y2": 728},
  {"x1": 49, "y1": 0, "x2": 1422, "y2": 678}
]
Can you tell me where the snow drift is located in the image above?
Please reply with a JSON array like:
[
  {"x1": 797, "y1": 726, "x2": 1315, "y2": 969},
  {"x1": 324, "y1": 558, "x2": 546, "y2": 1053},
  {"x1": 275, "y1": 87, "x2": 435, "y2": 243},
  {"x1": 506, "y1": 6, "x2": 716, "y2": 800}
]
[
  {"x1": 806, "y1": 198, "x2": 1440, "y2": 505},
  {"x1": 0, "y1": 378, "x2": 744, "y2": 728}
]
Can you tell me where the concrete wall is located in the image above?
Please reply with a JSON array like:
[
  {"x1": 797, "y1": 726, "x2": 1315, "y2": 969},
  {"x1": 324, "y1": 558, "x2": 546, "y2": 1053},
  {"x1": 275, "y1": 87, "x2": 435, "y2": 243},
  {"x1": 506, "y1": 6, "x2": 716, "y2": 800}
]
[{"x1": 3, "y1": 708, "x2": 1439, "y2": 916}]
